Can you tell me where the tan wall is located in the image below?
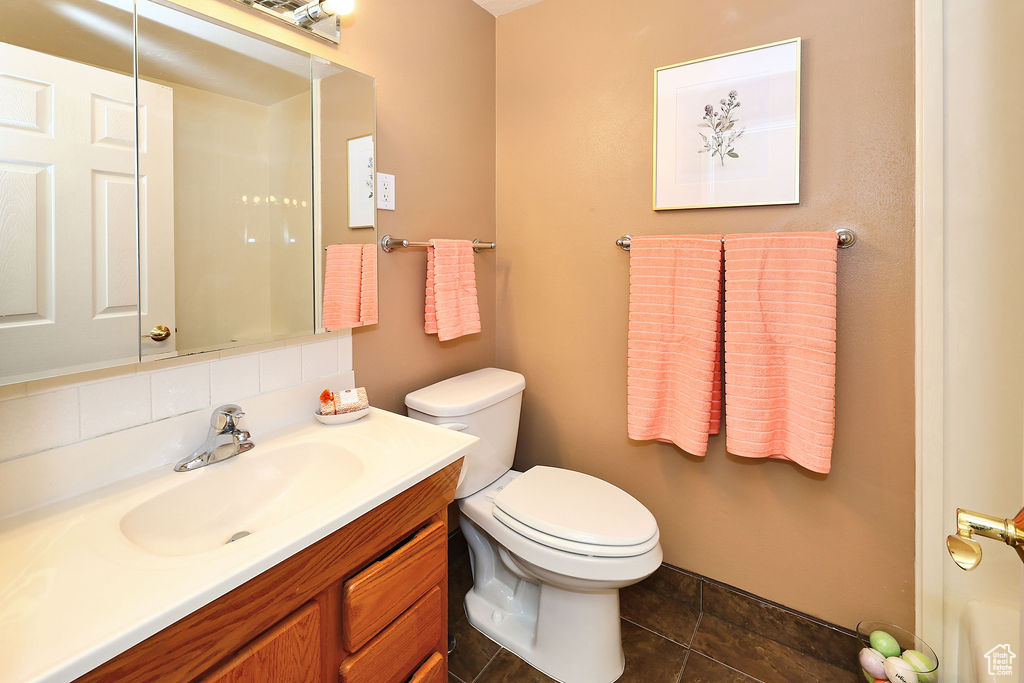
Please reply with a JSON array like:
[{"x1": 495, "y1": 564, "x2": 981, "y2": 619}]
[
  {"x1": 320, "y1": 69, "x2": 376, "y2": 250},
  {"x1": 496, "y1": 0, "x2": 915, "y2": 628},
  {"x1": 173, "y1": 0, "x2": 497, "y2": 411}
]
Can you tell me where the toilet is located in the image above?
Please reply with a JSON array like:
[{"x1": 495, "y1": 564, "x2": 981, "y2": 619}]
[{"x1": 405, "y1": 368, "x2": 663, "y2": 683}]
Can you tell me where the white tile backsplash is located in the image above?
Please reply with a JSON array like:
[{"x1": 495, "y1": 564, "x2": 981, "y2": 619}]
[
  {"x1": 0, "y1": 389, "x2": 80, "y2": 456},
  {"x1": 80, "y1": 375, "x2": 152, "y2": 439},
  {"x1": 0, "y1": 331, "x2": 353, "y2": 468},
  {"x1": 210, "y1": 354, "x2": 260, "y2": 405},
  {"x1": 338, "y1": 330, "x2": 353, "y2": 373},
  {"x1": 260, "y1": 347, "x2": 302, "y2": 392},
  {"x1": 301, "y1": 339, "x2": 339, "y2": 382},
  {"x1": 0, "y1": 371, "x2": 356, "y2": 520},
  {"x1": 152, "y1": 363, "x2": 211, "y2": 420}
]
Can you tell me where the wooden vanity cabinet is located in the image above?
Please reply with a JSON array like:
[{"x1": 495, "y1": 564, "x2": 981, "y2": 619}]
[{"x1": 77, "y1": 459, "x2": 461, "y2": 683}]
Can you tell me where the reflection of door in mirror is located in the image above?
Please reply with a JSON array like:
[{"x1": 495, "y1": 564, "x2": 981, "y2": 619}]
[{"x1": 0, "y1": 41, "x2": 174, "y2": 381}]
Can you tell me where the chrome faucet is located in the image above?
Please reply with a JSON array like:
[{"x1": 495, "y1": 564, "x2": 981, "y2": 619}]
[{"x1": 174, "y1": 404, "x2": 254, "y2": 472}]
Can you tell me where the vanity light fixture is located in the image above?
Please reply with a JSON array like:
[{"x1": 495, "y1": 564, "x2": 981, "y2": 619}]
[{"x1": 292, "y1": 0, "x2": 354, "y2": 28}]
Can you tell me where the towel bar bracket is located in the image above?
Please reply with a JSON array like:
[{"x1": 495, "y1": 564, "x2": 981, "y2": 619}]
[{"x1": 380, "y1": 234, "x2": 407, "y2": 253}]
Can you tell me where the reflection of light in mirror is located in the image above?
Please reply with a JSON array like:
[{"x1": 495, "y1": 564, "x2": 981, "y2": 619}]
[
  {"x1": 241, "y1": 195, "x2": 248, "y2": 203},
  {"x1": 284, "y1": 198, "x2": 291, "y2": 205},
  {"x1": 247, "y1": 237, "x2": 256, "y2": 243},
  {"x1": 301, "y1": 201, "x2": 308, "y2": 207},
  {"x1": 289, "y1": 238, "x2": 296, "y2": 243},
  {"x1": 253, "y1": 196, "x2": 262, "y2": 204},
  {"x1": 269, "y1": 195, "x2": 277, "y2": 203}
]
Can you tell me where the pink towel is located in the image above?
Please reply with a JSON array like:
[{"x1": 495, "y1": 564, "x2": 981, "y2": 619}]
[
  {"x1": 358, "y1": 244, "x2": 378, "y2": 326},
  {"x1": 424, "y1": 239, "x2": 481, "y2": 341},
  {"x1": 723, "y1": 232, "x2": 838, "y2": 473},
  {"x1": 626, "y1": 235, "x2": 723, "y2": 456},
  {"x1": 323, "y1": 244, "x2": 377, "y2": 330}
]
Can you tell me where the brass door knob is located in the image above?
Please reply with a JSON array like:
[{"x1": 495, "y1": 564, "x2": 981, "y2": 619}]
[
  {"x1": 143, "y1": 325, "x2": 172, "y2": 342},
  {"x1": 947, "y1": 506, "x2": 1024, "y2": 570}
]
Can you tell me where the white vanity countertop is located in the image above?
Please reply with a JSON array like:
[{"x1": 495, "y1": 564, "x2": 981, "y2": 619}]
[{"x1": 0, "y1": 409, "x2": 477, "y2": 683}]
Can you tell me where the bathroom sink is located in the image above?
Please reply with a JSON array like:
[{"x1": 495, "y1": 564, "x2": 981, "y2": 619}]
[{"x1": 120, "y1": 441, "x2": 363, "y2": 556}]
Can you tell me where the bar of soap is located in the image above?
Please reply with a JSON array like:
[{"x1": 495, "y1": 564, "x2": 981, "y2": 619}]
[
  {"x1": 333, "y1": 387, "x2": 369, "y2": 414},
  {"x1": 320, "y1": 387, "x2": 369, "y2": 415}
]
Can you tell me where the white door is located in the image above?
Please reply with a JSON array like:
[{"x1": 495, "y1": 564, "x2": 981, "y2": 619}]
[
  {"x1": 0, "y1": 42, "x2": 174, "y2": 382},
  {"x1": 918, "y1": 1, "x2": 1024, "y2": 680}
]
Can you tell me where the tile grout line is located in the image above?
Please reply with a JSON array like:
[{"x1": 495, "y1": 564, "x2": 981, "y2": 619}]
[
  {"x1": 673, "y1": 648, "x2": 690, "y2": 683},
  {"x1": 448, "y1": 671, "x2": 467, "y2": 683},
  {"x1": 470, "y1": 646, "x2": 505, "y2": 683},
  {"x1": 620, "y1": 616, "x2": 694, "y2": 649},
  {"x1": 686, "y1": 610, "x2": 701, "y2": 650}
]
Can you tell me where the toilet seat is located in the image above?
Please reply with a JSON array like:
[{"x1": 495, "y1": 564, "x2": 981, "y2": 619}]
[
  {"x1": 491, "y1": 466, "x2": 659, "y2": 557},
  {"x1": 492, "y1": 507, "x2": 660, "y2": 557}
]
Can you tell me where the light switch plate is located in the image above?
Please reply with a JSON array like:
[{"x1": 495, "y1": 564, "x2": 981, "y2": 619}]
[{"x1": 377, "y1": 173, "x2": 395, "y2": 210}]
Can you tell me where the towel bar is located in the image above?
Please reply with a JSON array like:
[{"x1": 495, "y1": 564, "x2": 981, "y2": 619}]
[
  {"x1": 615, "y1": 228, "x2": 857, "y2": 251},
  {"x1": 380, "y1": 234, "x2": 496, "y2": 253}
]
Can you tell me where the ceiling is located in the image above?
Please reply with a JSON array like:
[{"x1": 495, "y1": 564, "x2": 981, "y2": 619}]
[{"x1": 471, "y1": 0, "x2": 545, "y2": 17}]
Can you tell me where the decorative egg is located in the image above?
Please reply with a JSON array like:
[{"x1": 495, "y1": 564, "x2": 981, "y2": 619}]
[
  {"x1": 870, "y1": 630, "x2": 902, "y2": 658},
  {"x1": 902, "y1": 649, "x2": 937, "y2": 683},
  {"x1": 859, "y1": 647, "x2": 888, "y2": 679},
  {"x1": 883, "y1": 656, "x2": 917, "y2": 683}
]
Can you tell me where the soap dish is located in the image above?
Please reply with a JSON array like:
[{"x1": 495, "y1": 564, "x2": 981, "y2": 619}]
[{"x1": 315, "y1": 408, "x2": 370, "y2": 425}]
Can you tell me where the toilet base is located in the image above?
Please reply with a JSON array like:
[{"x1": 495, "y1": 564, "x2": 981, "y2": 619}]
[{"x1": 460, "y1": 517, "x2": 626, "y2": 683}]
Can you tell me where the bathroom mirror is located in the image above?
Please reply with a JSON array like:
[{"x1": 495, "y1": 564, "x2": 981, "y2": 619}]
[{"x1": 0, "y1": 0, "x2": 376, "y2": 385}]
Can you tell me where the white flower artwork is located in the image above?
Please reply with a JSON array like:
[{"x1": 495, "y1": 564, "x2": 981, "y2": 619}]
[{"x1": 654, "y1": 38, "x2": 801, "y2": 210}]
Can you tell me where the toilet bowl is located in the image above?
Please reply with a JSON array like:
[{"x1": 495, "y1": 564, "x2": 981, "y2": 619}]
[{"x1": 405, "y1": 369, "x2": 663, "y2": 683}]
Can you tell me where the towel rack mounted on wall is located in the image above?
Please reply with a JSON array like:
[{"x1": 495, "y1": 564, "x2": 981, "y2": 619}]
[
  {"x1": 379, "y1": 234, "x2": 497, "y2": 253},
  {"x1": 614, "y1": 228, "x2": 857, "y2": 251}
]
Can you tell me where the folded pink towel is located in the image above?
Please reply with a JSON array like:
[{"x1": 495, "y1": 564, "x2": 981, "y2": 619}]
[
  {"x1": 723, "y1": 232, "x2": 838, "y2": 473},
  {"x1": 323, "y1": 244, "x2": 377, "y2": 330},
  {"x1": 626, "y1": 235, "x2": 723, "y2": 456},
  {"x1": 424, "y1": 239, "x2": 481, "y2": 342}
]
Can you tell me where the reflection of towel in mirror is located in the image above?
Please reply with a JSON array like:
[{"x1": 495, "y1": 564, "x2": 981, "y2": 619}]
[
  {"x1": 424, "y1": 239, "x2": 480, "y2": 341},
  {"x1": 323, "y1": 244, "x2": 377, "y2": 330}
]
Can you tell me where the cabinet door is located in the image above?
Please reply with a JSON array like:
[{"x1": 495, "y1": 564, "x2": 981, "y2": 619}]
[{"x1": 202, "y1": 602, "x2": 321, "y2": 683}]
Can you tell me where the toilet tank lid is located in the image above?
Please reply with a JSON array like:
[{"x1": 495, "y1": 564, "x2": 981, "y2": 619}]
[{"x1": 405, "y1": 368, "x2": 526, "y2": 417}]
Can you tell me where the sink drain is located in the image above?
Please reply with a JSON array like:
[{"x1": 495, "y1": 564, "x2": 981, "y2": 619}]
[{"x1": 225, "y1": 531, "x2": 252, "y2": 544}]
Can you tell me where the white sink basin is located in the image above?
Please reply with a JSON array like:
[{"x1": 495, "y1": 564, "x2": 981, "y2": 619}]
[
  {"x1": 120, "y1": 441, "x2": 363, "y2": 556},
  {"x1": 0, "y1": 408, "x2": 479, "y2": 683}
]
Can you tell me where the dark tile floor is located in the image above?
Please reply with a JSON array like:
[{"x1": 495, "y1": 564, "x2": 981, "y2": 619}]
[{"x1": 447, "y1": 531, "x2": 862, "y2": 683}]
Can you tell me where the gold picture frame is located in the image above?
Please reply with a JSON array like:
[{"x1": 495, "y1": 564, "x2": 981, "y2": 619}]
[{"x1": 653, "y1": 38, "x2": 801, "y2": 210}]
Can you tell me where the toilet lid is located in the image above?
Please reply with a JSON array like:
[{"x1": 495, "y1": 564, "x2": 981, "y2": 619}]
[
  {"x1": 493, "y1": 507, "x2": 660, "y2": 558},
  {"x1": 492, "y1": 466, "x2": 659, "y2": 549}
]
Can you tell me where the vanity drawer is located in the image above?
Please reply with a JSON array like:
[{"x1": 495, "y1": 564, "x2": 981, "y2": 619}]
[
  {"x1": 408, "y1": 652, "x2": 446, "y2": 683},
  {"x1": 338, "y1": 586, "x2": 442, "y2": 683},
  {"x1": 341, "y1": 520, "x2": 446, "y2": 651},
  {"x1": 201, "y1": 602, "x2": 320, "y2": 683}
]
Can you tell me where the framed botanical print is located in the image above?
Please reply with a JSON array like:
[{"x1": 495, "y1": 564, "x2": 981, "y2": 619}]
[{"x1": 654, "y1": 38, "x2": 801, "y2": 210}]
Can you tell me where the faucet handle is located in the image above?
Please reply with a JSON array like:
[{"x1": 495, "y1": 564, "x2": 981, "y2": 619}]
[{"x1": 211, "y1": 404, "x2": 245, "y2": 433}]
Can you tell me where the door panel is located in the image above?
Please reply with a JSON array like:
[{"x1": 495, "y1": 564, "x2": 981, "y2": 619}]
[{"x1": 0, "y1": 42, "x2": 175, "y2": 380}]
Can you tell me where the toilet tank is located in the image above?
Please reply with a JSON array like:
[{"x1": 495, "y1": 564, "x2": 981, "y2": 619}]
[{"x1": 405, "y1": 368, "x2": 525, "y2": 499}]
